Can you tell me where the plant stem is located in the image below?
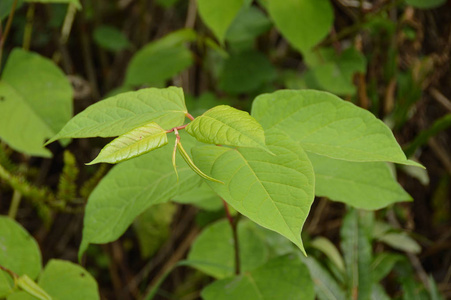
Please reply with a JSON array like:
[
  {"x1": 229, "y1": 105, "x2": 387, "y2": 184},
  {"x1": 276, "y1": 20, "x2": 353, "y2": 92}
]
[
  {"x1": 8, "y1": 190, "x2": 22, "y2": 219},
  {"x1": 0, "y1": 0, "x2": 19, "y2": 72},
  {"x1": 222, "y1": 199, "x2": 240, "y2": 275},
  {"x1": 22, "y1": 3, "x2": 35, "y2": 51},
  {"x1": 185, "y1": 112, "x2": 195, "y2": 121}
]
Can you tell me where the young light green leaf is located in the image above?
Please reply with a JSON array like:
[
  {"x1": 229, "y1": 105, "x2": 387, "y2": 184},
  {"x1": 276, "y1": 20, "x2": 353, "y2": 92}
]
[
  {"x1": 201, "y1": 254, "x2": 314, "y2": 300},
  {"x1": 308, "y1": 152, "x2": 412, "y2": 210},
  {"x1": 47, "y1": 86, "x2": 187, "y2": 145},
  {"x1": 301, "y1": 256, "x2": 347, "y2": 300},
  {"x1": 124, "y1": 29, "x2": 196, "y2": 87},
  {"x1": 177, "y1": 140, "x2": 223, "y2": 184},
  {"x1": 0, "y1": 217, "x2": 42, "y2": 280},
  {"x1": 0, "y1": 48, "x2": 73, "y2": 157},
  {"x1": 87, "y1": 122, "x2": 168, "y2": 165},
  {"x1": 37, "y1": 260, "x2": 100, "y2": 300},
  {"x1": 197, "y1": 0, "x2": 244, "y2": 44},
  {"x1": 252, "y1": 89, "x2": 423, "y2": 167},
  {"x1": 93, "y1": 25, "x2": 131, "y2": 52},
  {"x1": 310, "y1": 237, "x2": 345, "y2": 273},
  {"x1": 267, "y1": 0, "x2": 334, "y2": 54},
  {"x1": 187, "y1": 220, "x2": 269, "y2": 279},
  {"x1": 192, "y1": 133, "x2": 315, "y2": 255},
  {"x1": 377, "y1": 233, "x2": 421, "y2": 254},
  {"x1": 186, "y1": 105, "x2": 268, "y2": 151},
  {"x1": 17, "y1": 275, "x2": 51, "y2": 300},
  {"x1": 340, "y1": 209, "x2": 373, "y2": 300},
  {"x1": 79, "y1": 133, "x2": 202, "y2": 260}
]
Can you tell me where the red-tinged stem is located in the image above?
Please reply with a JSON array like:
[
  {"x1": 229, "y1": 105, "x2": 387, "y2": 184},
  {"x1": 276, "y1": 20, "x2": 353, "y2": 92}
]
[
  {"x1": 222, "y1": 199, "x2": 240, "y2": 275},
  {"x1": 166, "y1": 124, "x2": 188, "y2": 133},
  {"x1": 185, "y1": 112, "x2": 195, "y2": 121}
]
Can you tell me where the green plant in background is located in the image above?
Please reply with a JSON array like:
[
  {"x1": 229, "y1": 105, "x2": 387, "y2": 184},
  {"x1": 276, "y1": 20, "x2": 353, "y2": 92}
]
[{"x1": 0, "y1": 0, "x2": 449, "y2": 299}]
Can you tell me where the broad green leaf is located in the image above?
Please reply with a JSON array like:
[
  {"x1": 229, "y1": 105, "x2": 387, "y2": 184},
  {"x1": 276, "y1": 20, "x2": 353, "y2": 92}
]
[
  {"x1": 371, "y1": 253, "x2": 404, "y2": 282},
  {"x1": 0, "y1": 0, "x2": 24, "y2": 20},
  {"x1": 7, "y1": 291, "x2": 36, "y2": 300},
  {"x1": 24, "y1": 0, "x2": 81, "y2": 9},
  {"x1": 93, "y1": 25, "x2": 131, "y2": 52},
  {"x1": 0, "y1": 217, "x2": 42, "y2": 280},
  {"x1": 0, "y1": 48, "x2": 73, "y2": 157},
  {"x1": 218, "y1": 50, "x2": 276, "y2": 94},
  {"x1": 192, "y1": 133, "x2": 315, "y2": 255},
  {"x1": 17, "y1": 275, "x2": 51, "y2": 300},
  {"x1": 252, "y1": 89, "x2": 422, "y2": 167},
  {"x1": 267, "y1": 0, "x2": 333, "y2": 53},
  {"x1": 306, "y1": 47, "x2": 366, "y2": 95},
  {"x1": 310, "y1": 237, "x2": 345, "y2": 273},
  {"x1": 187, "y1": 220, "x2": 269, "y2": 279},
  {"x1": 186, "y1": 105, "x2": 267, "y2": 150},
  {"x1": 47, "y1": 86, "x2": 187, "y2": 144},
  {"x1": 79, "y1": 133, "x2": 202, "y2": 259},
  {"x1": 201, "y1": 254, "x2": 314, "y2": 300},
  {"x1": 302, "y1": 256, "x2": 346, "y2": 300},
  {"x1": 309, "y1": 153, "x2": 412, "y2": 210},
  {"x1": 377, "y1": 232, "x2": 421, "y2": 253},
  {"x1": 225, "y1": 6, "x2": 272, "y2": 45},
  {"x1": 197, "y1": 0, "x2": 244, "y2": 44},
  {"x1": 405, "y1": 0, "x2": 446, "y2": 8},
  {"x1": 133, "y1": 203, "x2": 177, "y2": 258},
  {"x1": 0, "y1": 270, "x2": 13, "y2": 298},
  {"x1": 124, "y1": 29, "x2": 195, "y2": 87},
  {"x1": 87, "y1": 122, "x2": 168, "y2": 165},
  {"x1": 37, "y1": 260, "x2": 99, "y2": 300},
  {"x1": 172, "y1": 182, "x2": 223, "y2": 211},
  {"x1": 340, "y1": 209, "x2": 373, "y2": 300}
]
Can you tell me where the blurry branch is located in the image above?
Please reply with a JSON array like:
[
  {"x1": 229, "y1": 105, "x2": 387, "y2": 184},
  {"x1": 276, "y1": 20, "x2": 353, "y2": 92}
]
[
  {"x1": 430, "y1": 88, "x2": 451, "y2": 113},
  {"x1": 22, "y1": 3, "x2": 35, "y2": 51},
  {"x1": 0, "y1": 0, "x2": 19, "y2": 73}
]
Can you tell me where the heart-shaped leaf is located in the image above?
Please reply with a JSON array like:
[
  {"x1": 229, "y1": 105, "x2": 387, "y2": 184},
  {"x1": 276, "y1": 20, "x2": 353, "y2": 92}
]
[
  {"x1": 192, "y1": 133, "x2": 314, "y2": 255},
  {"x1": 186, "y1": 105, "x2": 267, "y2": 150},
  {"x1": 87, "y1": 122, "x2": 168, "y2": 165},
  {"x1": 252, "y1": 89, "x2": 422, "y2": 167}
]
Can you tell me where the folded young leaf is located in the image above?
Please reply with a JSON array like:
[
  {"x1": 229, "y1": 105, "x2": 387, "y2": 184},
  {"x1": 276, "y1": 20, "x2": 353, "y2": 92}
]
[
  {"x1": 87, "y1": 122, "x2": 168, "y2": 165},
  {"x1": 46, "y1": 86, "x2": 187, "y2": 145},
  {"x1": 252, "y1": 89, "x2": 424, "y2": 167},
  {"x1": 186, "y1": 105, "x2": 268, "y2": 151},
  {"x1": 191, "y1": 133, "x2": 315, "y2": 255}
]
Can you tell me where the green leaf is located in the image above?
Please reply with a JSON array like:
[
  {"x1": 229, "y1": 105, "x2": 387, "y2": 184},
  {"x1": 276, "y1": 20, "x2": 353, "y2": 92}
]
[
  {"x1": 405, "y1": 0, "x2": 446, "y2": 9},
  {"x1": 267, "y1": 0, "x2": 333, "y2": 53},
  {"x1": 37, "y1": 260, "x2": 99, "y2": 300},
  {"x1": 87, "y1": 122, "x2": 168, "y2": 165},
  {"x1": 133, "y1": 203, "x2": 177, "y2": 258},
  {"x1": 93, "y1": 25, "x2": 132, "y2": 52},
  {"x1": 0, "y1": 270, "x2": 13, "y2": 298},
  {"x1": 124, "y1": 29, "x2": 195, "y2": 87},
  {"x1": 340, "y1": 209, "x2": 373, "y2": 300},
  {"x1": 377, "y1": 232, "x2": 421, "y2": 254},
  {"x1": 0, "y1": 0, "x2": 24, "y2": 20},
  {"x1": 186, "y1": 105, "x2": 267, "y2": 150},
  {"x1": 306, "y1": 47, "x2": 366, "y2": 95},
  {"x1": 252, "y1": 89, "x2": 422, "y2": 167},
  {"x1": 0, "y1": 48, "x2": 73, "y2": 157},
  {"x1": 172, "y1": 182, "x2": 223, "y2": 211},
  {"x1": 47, "y1": 86, "x2": 187, "y2": 144},
  {"x1": 155, "y1": 0, "x2": 181, "y2": 8},
  {"x1": 197, "y1": 0, "x2": 244, "y2": 43},
  {"x1": 218, "y1": 50, "x2": 276, "y2": 94},
  {"x1": 201, "y1": 254, "x2": 314, "y2": 300},
  {"x1": 192, "y1": 132, "x2": 315, "y2": 255},
  {"x1": 225, "y1": 6, "x2": 272, "y2": 45},
  {"x1": 24, "y1": 0, "x2": 81, "y2": 9},
  {"x1": 310, "y1": 237, "x2": 345, "y2": 273},
  {"x1": 187, "y1": 220, "x2": 269, "y2": 279},
  {"x1": 309, "y1": 153, "x2": 412, "y2": 210},
  {"x1": 17, "y1": 275, "x2": 51, "y2": 300},
  {"x1": 371, "y1": 284, "x2": 391, "y2": 300},
  {"x1": 302, "y1": 256, "x2": 346, "y2": 300},
  {"x1": 371, "y1": 253, "x2": 404, "y2": 282},
  {"x1": 79, "y1": 133, "x2": 201, "y2": 259},
  {"x1": 0, "y1": 217, "x2": 42, "y2": 280}
]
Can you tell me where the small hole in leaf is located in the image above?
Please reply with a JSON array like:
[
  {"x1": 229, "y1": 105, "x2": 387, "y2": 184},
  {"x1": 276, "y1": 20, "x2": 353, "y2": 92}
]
[
  {"x1": 80, "y1": 272, "x2": 85, "y2": 277},
  {"x1": 0, "y1": 96, "x2": 5, "y2": 101}
]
